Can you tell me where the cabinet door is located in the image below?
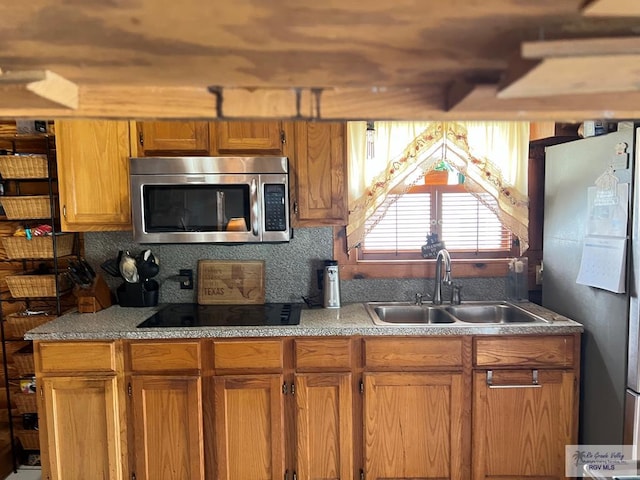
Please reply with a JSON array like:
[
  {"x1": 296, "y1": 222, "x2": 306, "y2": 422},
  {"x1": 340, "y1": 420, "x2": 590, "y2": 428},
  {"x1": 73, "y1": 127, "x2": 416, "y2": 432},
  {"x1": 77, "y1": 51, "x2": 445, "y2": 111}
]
[
  {"x1": 364, "y1": 372, "x2": 465, "y2": 480},
  {"x1": 295, "y1": 373, "x2": 353, "y2": 480},
  {"x1": 131, "y1": 375, "x2": 204, "y2": 480},
  {"x1": 292, "y1": 122, "x2": 347, "y2": 226},
  {"x1": 214, "y1": 374, "x2": 285, "y2": 480},
  {"x1": 210, "y1": 121, "x2": 283, "y2": 154},
  {"x1": 55, "y1": 120, "x2": 132, "y2": 231},
  {"x1": 472, "y1": 369, "x2": 575, "y2": 480},
  {"x1": 137, "y1": 121, "x2": 209, "y2": 155},
  {"x1": 42, "y1": 376, "x2": 126, "y2": 480}
]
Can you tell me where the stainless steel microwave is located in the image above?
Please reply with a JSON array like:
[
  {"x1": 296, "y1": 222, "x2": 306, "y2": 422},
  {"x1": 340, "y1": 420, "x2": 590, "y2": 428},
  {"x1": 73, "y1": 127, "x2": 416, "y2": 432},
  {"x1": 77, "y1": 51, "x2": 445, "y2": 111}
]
[{"x1": 129, "y1": 156, "x2": 291, "y2": 243}]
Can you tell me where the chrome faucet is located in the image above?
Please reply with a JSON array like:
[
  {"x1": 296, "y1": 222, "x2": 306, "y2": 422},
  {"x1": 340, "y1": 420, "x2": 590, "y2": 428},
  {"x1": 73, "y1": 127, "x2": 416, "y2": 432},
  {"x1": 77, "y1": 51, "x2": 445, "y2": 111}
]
[{"x1": 433, "y1": 249, "x2": 452, "y2": 305}]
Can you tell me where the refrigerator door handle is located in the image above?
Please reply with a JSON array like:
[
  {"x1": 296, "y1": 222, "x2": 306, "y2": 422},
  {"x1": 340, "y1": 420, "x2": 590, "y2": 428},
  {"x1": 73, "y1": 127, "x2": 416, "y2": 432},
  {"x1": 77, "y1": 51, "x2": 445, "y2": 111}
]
[{"x1": 487, "y1": 369, "x2": 542, "y2": 389}]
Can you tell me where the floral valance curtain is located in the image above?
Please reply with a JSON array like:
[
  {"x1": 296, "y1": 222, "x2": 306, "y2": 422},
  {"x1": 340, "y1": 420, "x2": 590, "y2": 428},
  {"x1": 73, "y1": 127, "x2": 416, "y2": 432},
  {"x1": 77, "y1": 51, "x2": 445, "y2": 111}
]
[{"x1": 346, "y1": 121, "x2": 530, "y2": 253}]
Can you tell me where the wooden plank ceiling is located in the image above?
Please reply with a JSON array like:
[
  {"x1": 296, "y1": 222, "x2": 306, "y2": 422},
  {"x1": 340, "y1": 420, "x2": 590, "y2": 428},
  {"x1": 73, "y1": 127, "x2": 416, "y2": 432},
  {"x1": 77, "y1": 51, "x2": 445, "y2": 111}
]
[{"x1": 0, "y1": 0, "x2": 639, "y2": 120}]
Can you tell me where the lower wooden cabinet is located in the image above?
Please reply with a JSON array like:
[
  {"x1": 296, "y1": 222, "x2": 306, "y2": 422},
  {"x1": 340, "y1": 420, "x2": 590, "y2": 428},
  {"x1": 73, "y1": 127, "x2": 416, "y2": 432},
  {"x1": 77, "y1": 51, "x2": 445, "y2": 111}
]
[
  {"x1": 295, "y1": 373, "x2": 353, "y2": 480},
  {"x1": 364, "y1": 372, "x2": 465, "y2": 480},
  {"x1": 34, "y1": 334, "x2": 579, "y2": 480},
  {"x1": 130, "y1": 375, "x2": 204, "y2": 480},
  {"x1": 472, "y1": 369, "x2": 576, "y2": 480},
  {"x1": 213, "y1": 374, "x2": 285, "y2": 480},
  {"x1": 41, "y1": 376, "x2": 126, "y2": 480}
]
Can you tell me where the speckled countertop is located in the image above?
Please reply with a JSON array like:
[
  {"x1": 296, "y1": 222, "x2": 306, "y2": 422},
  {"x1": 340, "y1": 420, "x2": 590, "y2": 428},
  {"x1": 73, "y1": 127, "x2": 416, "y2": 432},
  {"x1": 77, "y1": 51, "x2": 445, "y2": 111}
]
[{"x1": 24, "y1": 301, "x2": 583, "y2": 341}]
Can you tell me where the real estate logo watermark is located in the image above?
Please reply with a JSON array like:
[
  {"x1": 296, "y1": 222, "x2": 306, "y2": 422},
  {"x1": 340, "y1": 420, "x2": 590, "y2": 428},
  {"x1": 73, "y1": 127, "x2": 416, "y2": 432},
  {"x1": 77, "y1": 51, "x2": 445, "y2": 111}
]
[{"x1": 566, "y1": 445, "x2": 637, "y2": 477}]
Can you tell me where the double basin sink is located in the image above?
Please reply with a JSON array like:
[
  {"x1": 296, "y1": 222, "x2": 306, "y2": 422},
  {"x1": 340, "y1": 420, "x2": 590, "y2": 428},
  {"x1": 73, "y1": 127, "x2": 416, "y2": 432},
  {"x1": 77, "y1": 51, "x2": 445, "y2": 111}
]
[{"x1": 365, "y1": 301, "x2": 549, "y2": 326}]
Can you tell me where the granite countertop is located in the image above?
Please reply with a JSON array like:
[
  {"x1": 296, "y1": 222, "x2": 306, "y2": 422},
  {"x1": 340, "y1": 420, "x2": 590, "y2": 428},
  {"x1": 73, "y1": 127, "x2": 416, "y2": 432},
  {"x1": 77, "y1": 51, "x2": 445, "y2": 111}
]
[{"x1": 24, "y1": 301, "x2": 583, "y2": 341}]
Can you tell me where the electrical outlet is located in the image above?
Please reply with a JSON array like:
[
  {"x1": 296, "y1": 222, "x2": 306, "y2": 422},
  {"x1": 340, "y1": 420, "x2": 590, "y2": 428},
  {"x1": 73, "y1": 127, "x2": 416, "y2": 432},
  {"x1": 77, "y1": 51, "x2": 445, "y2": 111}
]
[{"x1": 179, "y1": 269, "x2": 193, "y2": 289}]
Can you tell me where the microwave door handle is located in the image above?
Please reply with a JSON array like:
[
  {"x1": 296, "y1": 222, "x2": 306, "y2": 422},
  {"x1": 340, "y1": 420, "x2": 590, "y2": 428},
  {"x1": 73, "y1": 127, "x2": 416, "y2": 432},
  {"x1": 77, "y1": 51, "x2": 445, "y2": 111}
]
[{"x1": 251, "y1": 178, "x2": 259, "y2": 237}]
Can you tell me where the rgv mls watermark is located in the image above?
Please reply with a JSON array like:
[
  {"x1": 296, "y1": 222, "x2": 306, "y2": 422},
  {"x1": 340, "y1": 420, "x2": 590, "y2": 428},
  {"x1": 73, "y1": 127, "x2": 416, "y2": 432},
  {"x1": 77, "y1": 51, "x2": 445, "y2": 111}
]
[{"x1": 566, "y1": 445, "x2": 637, "y2": 477}]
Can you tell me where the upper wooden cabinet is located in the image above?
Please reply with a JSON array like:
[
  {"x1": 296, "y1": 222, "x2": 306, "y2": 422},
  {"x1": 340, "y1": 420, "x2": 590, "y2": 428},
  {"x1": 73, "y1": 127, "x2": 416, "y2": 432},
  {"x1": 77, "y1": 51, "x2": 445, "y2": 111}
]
[
  {"x1": 55, "y1": 120, "x2": 133, "y2": 231},
  {"x1": 210, "y1": 121, "x2": 284, "y2": 155},
  {"x1": 291, "y1": 122, "x2": 347, "y2": 226},
  {"x1": 136, "y1": 121, "x2": 209, "y2": 155}
]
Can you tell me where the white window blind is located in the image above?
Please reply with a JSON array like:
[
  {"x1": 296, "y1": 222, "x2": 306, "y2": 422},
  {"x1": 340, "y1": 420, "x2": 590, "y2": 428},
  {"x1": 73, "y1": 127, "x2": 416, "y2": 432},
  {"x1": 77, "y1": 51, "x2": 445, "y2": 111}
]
[{"x1": 361, "y1": 186, "x2": 514, "y2": 258}]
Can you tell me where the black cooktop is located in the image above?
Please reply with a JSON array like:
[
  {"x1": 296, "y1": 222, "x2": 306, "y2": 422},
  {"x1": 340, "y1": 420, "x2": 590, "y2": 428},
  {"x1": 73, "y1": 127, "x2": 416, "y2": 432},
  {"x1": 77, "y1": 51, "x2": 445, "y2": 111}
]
[{"x1": 136, "y1": 303, "x2": 302, "y2": 328}]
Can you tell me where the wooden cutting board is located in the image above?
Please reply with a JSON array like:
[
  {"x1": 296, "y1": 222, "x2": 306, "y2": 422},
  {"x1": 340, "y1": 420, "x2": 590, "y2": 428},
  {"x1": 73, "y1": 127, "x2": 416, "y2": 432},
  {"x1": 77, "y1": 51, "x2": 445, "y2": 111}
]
[{"x1": 197, "y1": 260, "x2": 265, "y2": 305}]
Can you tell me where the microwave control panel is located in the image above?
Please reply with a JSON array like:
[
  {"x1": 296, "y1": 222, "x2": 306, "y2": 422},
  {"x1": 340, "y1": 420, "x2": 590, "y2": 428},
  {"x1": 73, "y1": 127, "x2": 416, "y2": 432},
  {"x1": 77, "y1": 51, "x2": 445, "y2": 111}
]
[{"x1": 264, "y1": 184, "x2": 287, "y2": 231}]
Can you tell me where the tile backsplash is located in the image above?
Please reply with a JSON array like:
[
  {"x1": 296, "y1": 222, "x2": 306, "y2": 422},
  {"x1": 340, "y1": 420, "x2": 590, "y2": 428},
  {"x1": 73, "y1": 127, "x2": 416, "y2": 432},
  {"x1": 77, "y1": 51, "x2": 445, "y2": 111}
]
[{"x1": 85, "y1": 228, "x2": 505, "y2": 304}]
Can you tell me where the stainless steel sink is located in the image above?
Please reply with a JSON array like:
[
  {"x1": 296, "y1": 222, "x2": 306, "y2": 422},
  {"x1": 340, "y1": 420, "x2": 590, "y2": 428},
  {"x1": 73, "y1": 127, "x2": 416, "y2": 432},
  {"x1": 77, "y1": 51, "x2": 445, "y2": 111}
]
[
  {"x1": 445, "y1": 302, "x2": 549, "y2": 324},
  {"x1": 365, "y1": 302, "x2": 456, "y2": 326},
  {"x1": 365, "y1": 301, "x2": 549, "y2": 326}
]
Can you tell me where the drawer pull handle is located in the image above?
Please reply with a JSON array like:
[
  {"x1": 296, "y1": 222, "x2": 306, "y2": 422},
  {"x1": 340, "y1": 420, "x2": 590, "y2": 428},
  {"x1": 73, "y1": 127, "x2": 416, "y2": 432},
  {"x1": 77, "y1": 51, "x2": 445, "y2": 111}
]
[{"x1": 486, "y1": 369, "x2": 542, "y2": 389}]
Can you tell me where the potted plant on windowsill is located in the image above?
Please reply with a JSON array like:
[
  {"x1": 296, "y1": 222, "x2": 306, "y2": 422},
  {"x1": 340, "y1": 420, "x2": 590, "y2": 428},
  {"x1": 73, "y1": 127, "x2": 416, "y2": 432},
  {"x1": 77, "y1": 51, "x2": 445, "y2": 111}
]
[{"x1": 424, "y1": 160, "x2": 450, "y2": 185}]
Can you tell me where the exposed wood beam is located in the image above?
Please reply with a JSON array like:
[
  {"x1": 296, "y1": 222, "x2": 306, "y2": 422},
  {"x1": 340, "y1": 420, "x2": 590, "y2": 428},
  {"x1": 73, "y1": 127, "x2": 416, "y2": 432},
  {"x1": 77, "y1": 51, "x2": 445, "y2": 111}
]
[
  {"x1": 522, "y1": 37, "x2": 640, "y2": 58},
  {"x1": 0, "y1": 70, "x2": 78, "y2": 109},
  {"x1": 582, "y1": 0, "x2": 640, "y2": 16},
  {"x1": 6, "y1": 82, "x2": 640, "y2": 121},
  {"x1": 215, "y1": 88, "x2": 309, "y2": 118},
  {"x1": 449, "y1": 83, "x2": 640, "y2": 120},
  {"x1": 498, "y1": 54, "x2": 640, "y2": 98},
  {"x1": 0, "y1": 85, "x2": 218, "y2": 119},
  {"x1": 499, "y1": 37, "x2": 640, "y2": 99},
  {"x1": 315, "y1": 86, "x2": 445, "y2": 120}
]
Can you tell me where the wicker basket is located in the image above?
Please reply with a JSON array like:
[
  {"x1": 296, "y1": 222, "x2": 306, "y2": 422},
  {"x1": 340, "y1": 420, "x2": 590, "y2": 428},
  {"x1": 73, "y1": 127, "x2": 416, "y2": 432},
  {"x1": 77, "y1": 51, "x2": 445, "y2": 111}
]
[
  {"x1": 15, "y1": 429, "x2": 39, "y2": 450},
  {"x1": 6, "y1": 272, "x2": 71, "y2": 298},
  {"x1": 2, "y1": 233, "x2": 73, "y2": 260},
  {"x1": 13, "y1": 345, "x2": 34, "y2": 376},
  {"x1": 0, "y1": 196, "x2": 50, "y2": 219},
  {"x1": 0, "y1": 154, "x2": 48, "y2": 179},
  {"x1": 5, "y1": 311, "x2": 56, "y2": 339},
  {"x1": 14, "y1": 393, "x2": 37, "y2": 415}
]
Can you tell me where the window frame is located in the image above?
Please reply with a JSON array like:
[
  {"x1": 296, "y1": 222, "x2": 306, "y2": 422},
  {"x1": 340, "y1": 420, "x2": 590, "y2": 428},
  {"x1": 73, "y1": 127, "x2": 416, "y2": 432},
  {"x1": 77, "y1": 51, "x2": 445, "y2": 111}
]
[
  {"x1": 358, "y1": 183, "x2": 518, "y2": 261},
  {"x1": 333, "y1": 183, "x2": 515, "y2": 280}
]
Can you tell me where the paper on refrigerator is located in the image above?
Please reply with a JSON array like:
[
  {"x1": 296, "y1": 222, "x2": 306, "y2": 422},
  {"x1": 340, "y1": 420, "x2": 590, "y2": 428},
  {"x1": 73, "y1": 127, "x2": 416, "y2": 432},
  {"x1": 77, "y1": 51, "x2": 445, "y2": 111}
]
[
  {"x1": 577, "y1": 183, "x2": 629, "y2": 293},
  {"x1": 577, "y1": 235, "x2": 627, "y2": 293}
]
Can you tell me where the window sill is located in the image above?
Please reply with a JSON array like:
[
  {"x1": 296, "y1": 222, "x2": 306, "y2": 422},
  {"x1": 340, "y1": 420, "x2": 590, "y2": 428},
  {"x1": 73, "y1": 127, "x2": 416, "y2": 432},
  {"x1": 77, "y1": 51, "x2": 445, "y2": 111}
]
[
  {"x1": 333, "y1": 227, "x2": 511, "y2": 280},
  {"x1": 339, "y1": 258, "x2": 509, "y2": 280}
]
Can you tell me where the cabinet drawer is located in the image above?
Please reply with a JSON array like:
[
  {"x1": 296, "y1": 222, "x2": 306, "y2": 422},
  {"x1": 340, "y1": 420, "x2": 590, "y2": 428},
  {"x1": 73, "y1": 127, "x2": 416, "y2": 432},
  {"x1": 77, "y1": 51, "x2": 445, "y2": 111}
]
[
  {"x1": 213, "y1": 340, "x2": 283, "y2": 372},
  {"x1": 294, "y1": 338, "x2": 352, "y2": 371},
  {"x1": 474, "y1": 335, "x2": 575, "y2": 368},
  {"x1": 129, "y1": 341, "x2": 201, "y2": 372},
  {"x1": 364, "y1": 337, "x2": 463, "y2": 369},
  {"x1": 37, "y1": 341, "x2": 116, "y2": 373}
]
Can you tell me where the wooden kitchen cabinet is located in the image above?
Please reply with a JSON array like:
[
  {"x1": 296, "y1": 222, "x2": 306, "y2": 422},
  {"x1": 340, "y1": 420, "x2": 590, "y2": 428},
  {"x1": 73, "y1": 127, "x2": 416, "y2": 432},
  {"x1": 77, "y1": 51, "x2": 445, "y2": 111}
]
[
  {"x1": 362, "y1": 337, "x2": 466, "y2": 480},
  {"x1": 33, "y1": 333, "x2": 579, "y2": 480},
  {"x1": 294, "y1": 338, "x2": 354, "y2": 480},
  {"x1": 291, "y1": 122, "x2": 347, "y2": 226},
  {"x1": 136, "y1": 121, "x2": 210, "y2": 155},
  {"x1": 127, "y1": 340, "x2": 204, "y2": 480},
  {"x1": 472, "y1": 370, "x2": 575, "y2": 480},
  {"x1": 55, "y1": 120, "x2": 133, "y2": 231},
  {"x1": 41, "y1": 376, "x2": 125, "y2": 480},
  {"x1": 471, "y1": 335, "x2": 579, "y2": 480},
  {"x1": 36, "y1": 341, "x2": 127, "y2": 480},
  {"x1": 210, "y1": 120, "x2": 284, "y2": 154},
  {"x1": 130, "y1": 375, "x2": 204, "y2": 480},
  {"x1": 211, "y1": 339, "x2": 285, "y2": 480}
]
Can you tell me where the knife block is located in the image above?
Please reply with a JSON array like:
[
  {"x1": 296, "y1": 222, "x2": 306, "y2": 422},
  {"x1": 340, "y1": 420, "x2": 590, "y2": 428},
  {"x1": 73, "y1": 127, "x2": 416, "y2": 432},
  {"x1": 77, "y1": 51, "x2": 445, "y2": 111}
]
[{"x1": 75, "y1": 275, "x2": 113, "y2": 313}]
